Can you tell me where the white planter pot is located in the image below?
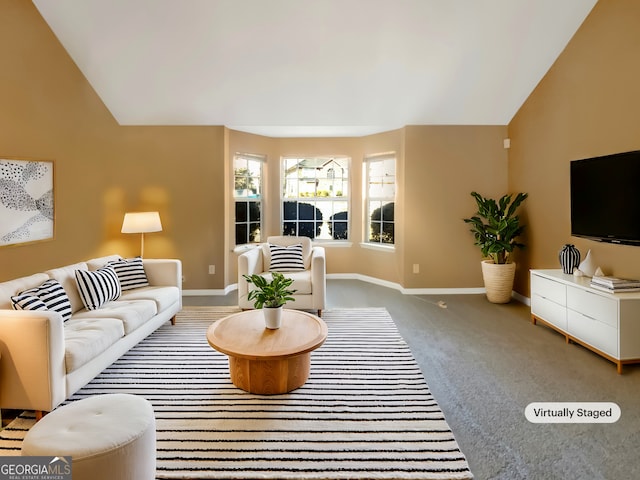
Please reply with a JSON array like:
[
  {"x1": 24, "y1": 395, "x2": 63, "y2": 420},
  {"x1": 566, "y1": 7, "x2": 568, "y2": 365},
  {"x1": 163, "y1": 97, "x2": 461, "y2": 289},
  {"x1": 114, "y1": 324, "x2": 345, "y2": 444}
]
[
  {"x1": 263, "y1": 306, "x2": 283, "y2": 329},
  {"x1": 481, "y1": 260, "x2": 516, "y2": 304}
]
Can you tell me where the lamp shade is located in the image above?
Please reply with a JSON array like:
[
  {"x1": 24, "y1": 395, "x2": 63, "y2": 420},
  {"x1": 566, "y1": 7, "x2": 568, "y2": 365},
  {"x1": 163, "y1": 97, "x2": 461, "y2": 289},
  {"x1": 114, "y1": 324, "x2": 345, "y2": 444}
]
[{"x1": 121, "y1": 212, "x2": 163, "y2": 234}]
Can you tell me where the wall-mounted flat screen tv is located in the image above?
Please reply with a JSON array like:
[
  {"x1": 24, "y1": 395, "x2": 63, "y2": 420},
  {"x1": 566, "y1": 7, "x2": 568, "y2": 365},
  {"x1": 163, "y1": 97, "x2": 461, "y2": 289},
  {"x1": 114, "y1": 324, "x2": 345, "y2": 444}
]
[{"x1": 570, "y1": 150, "x2": 640, "y2": 246}]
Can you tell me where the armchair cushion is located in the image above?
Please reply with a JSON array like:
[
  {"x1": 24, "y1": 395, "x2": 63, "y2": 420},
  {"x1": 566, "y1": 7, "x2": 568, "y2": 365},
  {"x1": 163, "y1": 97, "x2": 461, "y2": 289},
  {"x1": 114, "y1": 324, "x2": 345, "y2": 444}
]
[
  {"x1": 252, "y1": 271, "x2": 312, "y2": 295},
  {"x1": 267, "y1": 243, "x2": 305, "y2": 272}
]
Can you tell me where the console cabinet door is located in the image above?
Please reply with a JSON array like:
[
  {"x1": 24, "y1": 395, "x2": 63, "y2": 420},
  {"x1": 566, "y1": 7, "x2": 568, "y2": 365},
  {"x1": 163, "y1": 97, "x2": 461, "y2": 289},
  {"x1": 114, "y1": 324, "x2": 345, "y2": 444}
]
[
  {"x1": 531, "y1": 274, "x2": 566, "y2": 305},
  {"x1": 567, "y1": 309, "x2": 618, "y2": 358},
  {"x1": 531, "y1": 274, "x2": 567, "y2": 331},
  {"x1": 567, "y1": 286, "x2": 618, "y2": 328}
]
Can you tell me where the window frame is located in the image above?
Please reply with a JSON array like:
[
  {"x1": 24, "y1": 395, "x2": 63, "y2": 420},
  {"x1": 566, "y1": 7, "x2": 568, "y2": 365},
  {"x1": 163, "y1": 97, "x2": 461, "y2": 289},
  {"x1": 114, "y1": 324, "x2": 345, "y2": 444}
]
[
  {"x1": 364, "y1": 153, "x2": 396, "y2": 247},
  {"x1": 281, "y1": 156, "x2": 351, "y2": 242},
  {"x1": 233, "y1": 153, "x2": 265, "y2": 247}
]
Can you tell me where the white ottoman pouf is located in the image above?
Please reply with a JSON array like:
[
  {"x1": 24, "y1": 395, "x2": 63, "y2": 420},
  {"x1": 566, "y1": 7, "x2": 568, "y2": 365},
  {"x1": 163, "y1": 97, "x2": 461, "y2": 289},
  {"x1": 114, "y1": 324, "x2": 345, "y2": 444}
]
[{"x1": 21, "y1": 394, "x2": 156, "y2": 480}]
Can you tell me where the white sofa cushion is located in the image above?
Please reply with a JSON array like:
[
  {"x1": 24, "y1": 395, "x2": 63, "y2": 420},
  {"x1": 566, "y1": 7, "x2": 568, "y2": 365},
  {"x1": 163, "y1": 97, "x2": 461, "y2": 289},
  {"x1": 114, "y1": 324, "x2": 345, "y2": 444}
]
[
  {"x1": 64, "y1": 318, "x2": 125, "y2": 373},
  {"x1": 119, "y1": 286, "x2": 180, "y2": 313},
  {"x1": 86, "y1": 255, "x2": 122, "y2": 270},
  {"x1": 73, "y1": 299, "x2": 157, "y2": 335}
]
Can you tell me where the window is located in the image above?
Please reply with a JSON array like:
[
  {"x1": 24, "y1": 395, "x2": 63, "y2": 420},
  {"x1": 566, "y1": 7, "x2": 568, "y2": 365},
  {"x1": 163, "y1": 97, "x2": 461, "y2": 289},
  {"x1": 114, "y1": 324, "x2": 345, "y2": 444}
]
[
  {"x1": 365, "y1": 154, "x2": 396, "y2": 245},
  {"x1": 282, "y1": 156, "x2": 349, "y2": 240},
  {"x1": 234, "y1": 154, "x2": 264, "y2": 245}
]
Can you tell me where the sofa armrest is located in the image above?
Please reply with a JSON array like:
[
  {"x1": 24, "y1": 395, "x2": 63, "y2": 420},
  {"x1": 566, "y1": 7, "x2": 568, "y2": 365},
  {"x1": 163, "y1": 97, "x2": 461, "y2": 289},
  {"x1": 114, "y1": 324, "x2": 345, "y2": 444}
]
[
  {"x1": 0, "y1": 310, "x2": 66, "y2": 412},
  {"x1": 143, "y1": 259, "x2": 182, "y2": 289},
  {"x1": 310, "y1": 246, "x2": 326, "y2": 308},
  {"x1": 238, "y1": 247, "x2": 264, "y2": 305}
]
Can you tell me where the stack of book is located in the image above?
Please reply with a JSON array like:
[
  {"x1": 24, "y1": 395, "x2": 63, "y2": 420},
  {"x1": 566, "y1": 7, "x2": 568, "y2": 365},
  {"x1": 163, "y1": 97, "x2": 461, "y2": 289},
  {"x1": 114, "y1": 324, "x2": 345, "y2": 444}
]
[{"x1": 590, "y1": 276, "x2": 640, "y2": 293}]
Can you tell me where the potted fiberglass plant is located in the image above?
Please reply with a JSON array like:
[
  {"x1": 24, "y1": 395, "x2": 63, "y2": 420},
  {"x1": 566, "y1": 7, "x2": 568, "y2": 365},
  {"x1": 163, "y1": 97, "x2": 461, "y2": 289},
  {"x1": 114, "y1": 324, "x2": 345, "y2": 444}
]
[
  {"x1": 242, "y1": 272, "x2": 297, "y2": 329},
  {"x1": 463, "y1": 191, "x2": 528, "y2": 303}
]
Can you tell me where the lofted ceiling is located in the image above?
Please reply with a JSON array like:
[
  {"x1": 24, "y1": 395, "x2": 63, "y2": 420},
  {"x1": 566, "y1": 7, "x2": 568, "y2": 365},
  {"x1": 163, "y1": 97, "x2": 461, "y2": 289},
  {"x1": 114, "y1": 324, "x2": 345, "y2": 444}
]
[{"x1": 33, "y1": 0, "x2": 598, "y2": 137}]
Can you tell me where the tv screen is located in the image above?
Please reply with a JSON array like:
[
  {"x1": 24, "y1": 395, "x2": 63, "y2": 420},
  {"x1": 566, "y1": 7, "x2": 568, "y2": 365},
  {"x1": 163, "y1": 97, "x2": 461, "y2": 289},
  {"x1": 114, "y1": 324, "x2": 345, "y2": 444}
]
[{"x1": 570, "y1": 150, "x2": 640, "y2": 246}]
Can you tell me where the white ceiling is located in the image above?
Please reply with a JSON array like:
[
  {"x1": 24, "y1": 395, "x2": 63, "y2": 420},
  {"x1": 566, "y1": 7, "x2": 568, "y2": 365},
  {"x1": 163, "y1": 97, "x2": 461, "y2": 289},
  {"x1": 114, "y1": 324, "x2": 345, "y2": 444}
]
[{"x1": 33, "y1": 0, "x2": 598, "y2": 137}]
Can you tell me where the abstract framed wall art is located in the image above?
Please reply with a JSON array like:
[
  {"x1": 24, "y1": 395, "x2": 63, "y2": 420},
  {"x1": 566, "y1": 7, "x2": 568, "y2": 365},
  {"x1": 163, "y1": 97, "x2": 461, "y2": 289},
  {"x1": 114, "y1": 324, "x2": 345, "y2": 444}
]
[{"x1": 0, "y1": 158, "x2": 55, "y2": 247}]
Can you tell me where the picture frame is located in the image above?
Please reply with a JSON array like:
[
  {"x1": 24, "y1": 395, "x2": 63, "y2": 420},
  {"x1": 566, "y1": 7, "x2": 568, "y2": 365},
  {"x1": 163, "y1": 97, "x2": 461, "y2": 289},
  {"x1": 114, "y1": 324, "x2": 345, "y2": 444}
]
[{"x1": 0, "y1": 157, "x2": 55, "y2": 247}]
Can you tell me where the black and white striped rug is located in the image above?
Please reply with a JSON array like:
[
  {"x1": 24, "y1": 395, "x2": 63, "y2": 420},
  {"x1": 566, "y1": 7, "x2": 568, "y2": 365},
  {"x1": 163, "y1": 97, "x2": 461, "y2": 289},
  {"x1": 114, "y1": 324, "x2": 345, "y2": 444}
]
[{"x1": 0, "y1": 307, "x2": 473, "y2": 480}]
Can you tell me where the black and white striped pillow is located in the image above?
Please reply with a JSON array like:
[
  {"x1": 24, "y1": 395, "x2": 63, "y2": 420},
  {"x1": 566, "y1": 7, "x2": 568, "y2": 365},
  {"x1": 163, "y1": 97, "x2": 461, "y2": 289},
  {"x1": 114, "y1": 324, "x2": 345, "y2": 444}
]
[
  {"x1": 75, "y1": 266, "x2": 121, "y2": 310},
  {"x1": 107, "y1": 256, "x2": 149, "y2": 291},
  {"x1": 268, "y1": 243, "x2": 305, "y2": 272},
  {"x1": 11, "y1": 279, "x2": 73, "y2": 321}
]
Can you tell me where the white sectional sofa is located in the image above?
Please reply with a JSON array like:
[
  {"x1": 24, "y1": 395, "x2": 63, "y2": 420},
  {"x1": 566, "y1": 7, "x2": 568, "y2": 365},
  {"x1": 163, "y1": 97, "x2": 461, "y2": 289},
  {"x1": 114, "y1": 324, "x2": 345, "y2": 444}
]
[{"x1": 0, "y1": 255, "x2": 182, "y2": 415}]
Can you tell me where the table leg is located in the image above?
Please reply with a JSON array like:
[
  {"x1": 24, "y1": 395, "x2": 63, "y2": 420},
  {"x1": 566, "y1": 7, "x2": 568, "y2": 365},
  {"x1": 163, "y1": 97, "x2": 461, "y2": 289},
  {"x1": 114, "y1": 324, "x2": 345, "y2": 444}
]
[{"x1": 228, "y1": 353, "x2": 311, "y2": 394}]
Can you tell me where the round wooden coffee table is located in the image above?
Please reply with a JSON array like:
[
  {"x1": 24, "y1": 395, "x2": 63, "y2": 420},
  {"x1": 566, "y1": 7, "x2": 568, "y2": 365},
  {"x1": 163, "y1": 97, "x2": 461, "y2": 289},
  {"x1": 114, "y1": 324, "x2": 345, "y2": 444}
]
[{"x1": 206, "y1": 309, "x2": 328, "y2": 394}]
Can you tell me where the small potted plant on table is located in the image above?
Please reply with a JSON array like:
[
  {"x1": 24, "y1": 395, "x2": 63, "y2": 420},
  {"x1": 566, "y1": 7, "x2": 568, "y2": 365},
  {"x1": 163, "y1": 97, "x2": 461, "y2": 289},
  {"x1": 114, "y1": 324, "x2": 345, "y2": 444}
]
[{"x1": 242, "y1": 272, "x2": 297, "y2": 329}]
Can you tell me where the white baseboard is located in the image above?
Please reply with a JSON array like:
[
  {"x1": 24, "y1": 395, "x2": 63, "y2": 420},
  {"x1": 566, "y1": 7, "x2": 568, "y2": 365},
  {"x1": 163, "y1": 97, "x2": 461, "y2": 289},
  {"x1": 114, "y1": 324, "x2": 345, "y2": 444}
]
[
  {"x1": 512, "y1": 290, "x2": 531, "y2": 306},
  {"x1": 183, "y1": 285, "x2": 237, "y2": 296},
  {"x1": 326, "y1": 273, "x2": 403, "y2": 291},
  {"x1": 328, "y1": 273, "x2": 487, "y2": 295}
]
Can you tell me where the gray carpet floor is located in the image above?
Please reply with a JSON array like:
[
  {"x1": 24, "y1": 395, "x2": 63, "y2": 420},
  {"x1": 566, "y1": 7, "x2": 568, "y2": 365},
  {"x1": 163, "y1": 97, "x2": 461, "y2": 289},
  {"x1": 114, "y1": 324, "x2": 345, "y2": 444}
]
[{"x1": 184, "y1": 279, "x2": 640, "y2": 480}]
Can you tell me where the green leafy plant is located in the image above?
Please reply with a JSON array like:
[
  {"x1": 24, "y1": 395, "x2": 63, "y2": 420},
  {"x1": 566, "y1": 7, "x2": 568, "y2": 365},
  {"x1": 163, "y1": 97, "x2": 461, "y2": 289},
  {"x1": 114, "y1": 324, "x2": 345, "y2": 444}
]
[
  {"x1": 243, "y1": 272, "x2": 297, "y2": 308},
  {"x1": 463, "y1": 191, "x2": 528, "y2": 264}
]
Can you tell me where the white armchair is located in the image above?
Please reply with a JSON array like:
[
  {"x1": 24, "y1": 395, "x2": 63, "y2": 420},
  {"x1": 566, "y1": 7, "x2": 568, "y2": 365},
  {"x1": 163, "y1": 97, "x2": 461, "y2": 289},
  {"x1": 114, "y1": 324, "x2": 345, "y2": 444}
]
[{"x1": 238, "y1": 236, "x2": 326, "y2": 317}]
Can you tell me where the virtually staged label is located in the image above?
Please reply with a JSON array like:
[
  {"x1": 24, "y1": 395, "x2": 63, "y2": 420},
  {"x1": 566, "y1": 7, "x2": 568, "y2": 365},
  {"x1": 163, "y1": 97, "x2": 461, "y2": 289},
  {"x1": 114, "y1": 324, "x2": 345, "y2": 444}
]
[{"x1": 525, "y1": 402, "x2": 620, "y2": 423}]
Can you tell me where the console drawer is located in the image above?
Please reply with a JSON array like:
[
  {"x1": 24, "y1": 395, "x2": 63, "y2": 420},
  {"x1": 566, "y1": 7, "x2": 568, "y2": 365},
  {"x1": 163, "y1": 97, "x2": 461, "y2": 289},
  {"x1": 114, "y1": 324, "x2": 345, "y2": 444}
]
[
  {"x1": 568, "y1": 309, "x2": 618, "y2": 357},
  {"x1": 567, "y1": 286, "x2": 618, "y2": 328},
  {"x1": 531, "y1": 294, "x2": 567, "y2": 331},
  {"x1": 531, "y1": 274, "x2": 566, "y2": 306}
]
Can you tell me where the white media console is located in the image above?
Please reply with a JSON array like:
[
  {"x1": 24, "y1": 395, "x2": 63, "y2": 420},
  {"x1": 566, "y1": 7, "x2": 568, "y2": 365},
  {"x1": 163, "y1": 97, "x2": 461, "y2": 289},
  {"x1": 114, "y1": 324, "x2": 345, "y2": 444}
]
[{"x1": 530, "y1": 269, "x2": 640, "y2": 373}]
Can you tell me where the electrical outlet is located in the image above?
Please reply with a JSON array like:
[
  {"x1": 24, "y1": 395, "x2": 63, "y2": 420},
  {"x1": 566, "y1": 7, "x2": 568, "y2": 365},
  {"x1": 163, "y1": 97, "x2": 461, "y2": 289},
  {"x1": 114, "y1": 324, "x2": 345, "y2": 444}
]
[
  {"x1": 208, "y1": 265, "x2": 216, "y2": 275},
  {"x1": 412, "y1": 264, "x2": 420, "y2": 274}
]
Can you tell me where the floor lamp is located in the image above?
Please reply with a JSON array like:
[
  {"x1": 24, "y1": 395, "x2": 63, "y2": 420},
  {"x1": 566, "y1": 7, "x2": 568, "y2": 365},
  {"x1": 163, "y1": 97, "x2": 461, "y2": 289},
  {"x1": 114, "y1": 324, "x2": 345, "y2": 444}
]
[{"x1": 121, "y1": 212, "x2": 163, "y2": 258}]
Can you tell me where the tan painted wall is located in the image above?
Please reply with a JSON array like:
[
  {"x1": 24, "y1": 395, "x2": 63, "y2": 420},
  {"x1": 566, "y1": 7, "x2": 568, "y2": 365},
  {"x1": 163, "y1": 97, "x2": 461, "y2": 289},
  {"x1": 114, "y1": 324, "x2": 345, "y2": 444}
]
[
  {"x1": 508, "y1": 0, "x2": 640, "y2": 295},
  {"x1": 227, "y1": 126, "x2": 510, "y2": 290},
  {"x1": 404, "y1": 126, "x2": 509, "y2": 289},
  {"x1": 226, "y1": 131, "x2": 405, "y2": 286},
  {"x1": 0, "y1": 1, "x2": 226, "y2": 290},
  {"x1": 0, "y1": 1, "x2": 515, "y2": 292}
]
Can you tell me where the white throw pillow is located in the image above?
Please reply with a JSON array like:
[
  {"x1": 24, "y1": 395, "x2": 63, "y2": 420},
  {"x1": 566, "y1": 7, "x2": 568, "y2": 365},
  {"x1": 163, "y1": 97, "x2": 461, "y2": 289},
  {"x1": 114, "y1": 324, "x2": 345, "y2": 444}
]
[
  {"x1": 268, "y1": 243, "x2": 305, "y2": 272},
  {"x1": 107, "y1": 256, "x2": 150, "y2": 291},
  {"x1": 11, "y1": 279, "x2": 73, "y2": 321},
  {"x1": 75, "y1": 266, "x2": 121, "y2": 310}
]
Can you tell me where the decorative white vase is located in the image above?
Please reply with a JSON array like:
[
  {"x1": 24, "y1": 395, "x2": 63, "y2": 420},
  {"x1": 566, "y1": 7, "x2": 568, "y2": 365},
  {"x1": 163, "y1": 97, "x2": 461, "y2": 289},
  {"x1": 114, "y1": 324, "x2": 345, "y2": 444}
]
[
  {"x1": 263, "y1": 306, "x2": 283, "y2": 329},
  {"x1": 578, "y1": 249, "x2": 596, "y2": 277}
]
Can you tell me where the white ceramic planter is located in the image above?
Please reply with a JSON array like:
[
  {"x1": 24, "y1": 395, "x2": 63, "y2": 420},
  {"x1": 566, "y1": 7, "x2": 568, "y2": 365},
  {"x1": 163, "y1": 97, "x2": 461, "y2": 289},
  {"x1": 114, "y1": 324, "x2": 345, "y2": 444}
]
[{"x1": 263, "y1": 306, "x2": 283, "y2": 329}]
